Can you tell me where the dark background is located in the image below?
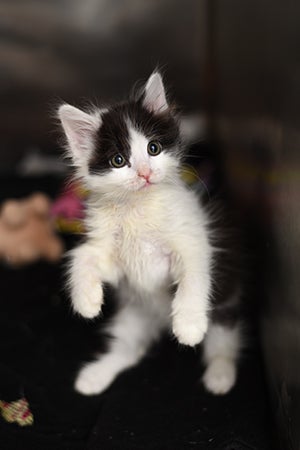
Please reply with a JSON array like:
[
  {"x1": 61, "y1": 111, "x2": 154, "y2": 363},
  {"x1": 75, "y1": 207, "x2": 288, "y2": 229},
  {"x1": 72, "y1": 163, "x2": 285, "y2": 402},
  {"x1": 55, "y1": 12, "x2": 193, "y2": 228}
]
[{"x1": 0, "y1": 1, "x2": 300, "y2": 449}]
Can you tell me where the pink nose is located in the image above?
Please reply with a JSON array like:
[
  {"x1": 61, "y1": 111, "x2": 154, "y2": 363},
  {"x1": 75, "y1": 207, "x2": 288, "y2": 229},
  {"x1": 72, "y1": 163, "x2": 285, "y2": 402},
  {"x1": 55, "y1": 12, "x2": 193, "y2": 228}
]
[{"x1": 138, "y1": 168, "x2": 151, "y2": 181}]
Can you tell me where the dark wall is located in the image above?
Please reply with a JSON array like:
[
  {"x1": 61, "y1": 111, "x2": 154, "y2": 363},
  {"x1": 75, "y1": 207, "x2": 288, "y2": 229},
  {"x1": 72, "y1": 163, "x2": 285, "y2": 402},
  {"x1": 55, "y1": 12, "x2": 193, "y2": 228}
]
[
  {"x1": 209, "y1": 2, "x2": 300, "y2": 449},
  {"x1": 0, "y1": 0, "x2": 206, "y2": 171}
]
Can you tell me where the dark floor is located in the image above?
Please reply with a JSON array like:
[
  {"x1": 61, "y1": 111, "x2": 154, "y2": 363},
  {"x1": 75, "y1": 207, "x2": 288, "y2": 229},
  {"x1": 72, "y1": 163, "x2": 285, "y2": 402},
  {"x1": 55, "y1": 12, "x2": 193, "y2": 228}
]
[{"x1": 0, "y1": 177, "x2": 273, "y2": 450}]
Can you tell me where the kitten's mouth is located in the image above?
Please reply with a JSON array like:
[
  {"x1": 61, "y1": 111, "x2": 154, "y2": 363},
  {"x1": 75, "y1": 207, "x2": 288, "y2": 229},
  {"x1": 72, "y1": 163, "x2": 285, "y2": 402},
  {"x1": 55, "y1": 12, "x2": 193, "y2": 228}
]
[
  {"x1": 143, "y1": 178, "x2": 157, "y2": 189},
  {"x1": 138, "y1": 181, "x2": 151, "y2": 190},
  {"x1": 137, "y1": 177, "x2": 153, "y2": 189}
]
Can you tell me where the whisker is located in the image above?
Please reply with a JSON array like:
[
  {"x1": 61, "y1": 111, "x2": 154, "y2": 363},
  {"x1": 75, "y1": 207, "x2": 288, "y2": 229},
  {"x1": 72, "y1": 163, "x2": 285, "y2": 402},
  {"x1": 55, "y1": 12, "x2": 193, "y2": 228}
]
[{"x1": 182, "y1": 165, "x2": 211, "y2": 200}]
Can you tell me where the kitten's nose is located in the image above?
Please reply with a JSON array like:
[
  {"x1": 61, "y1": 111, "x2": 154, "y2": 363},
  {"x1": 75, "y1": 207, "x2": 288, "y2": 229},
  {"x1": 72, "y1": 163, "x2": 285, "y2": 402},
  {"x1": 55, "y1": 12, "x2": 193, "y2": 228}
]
[{"x1": 138, "y1": 167, "x2": 152, "y2": 181}]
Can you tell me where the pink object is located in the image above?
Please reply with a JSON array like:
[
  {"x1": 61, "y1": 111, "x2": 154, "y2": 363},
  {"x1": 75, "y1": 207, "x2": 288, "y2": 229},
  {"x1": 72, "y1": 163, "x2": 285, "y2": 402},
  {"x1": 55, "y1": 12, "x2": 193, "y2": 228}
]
[{"x1": 51, "y1": 182, "x2": 85, "y2": 220}]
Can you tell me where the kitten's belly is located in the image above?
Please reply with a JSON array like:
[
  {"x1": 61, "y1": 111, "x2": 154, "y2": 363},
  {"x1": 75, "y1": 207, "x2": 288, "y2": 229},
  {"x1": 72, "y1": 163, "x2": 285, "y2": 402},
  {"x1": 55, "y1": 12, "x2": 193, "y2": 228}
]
[{"x1": 119, "y1": 235, "x2": 172, "y2": 291}]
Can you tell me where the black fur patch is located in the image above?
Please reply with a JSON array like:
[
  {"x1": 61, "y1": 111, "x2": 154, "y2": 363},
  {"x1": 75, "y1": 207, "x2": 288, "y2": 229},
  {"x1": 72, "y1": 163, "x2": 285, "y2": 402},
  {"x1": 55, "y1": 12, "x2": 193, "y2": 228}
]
[
  {"x1": 89, "y1": 107, "x2": 131, "y2": 175},
  {"x1": 89, "y1": 100, "x2": 181, "y2": 175}
]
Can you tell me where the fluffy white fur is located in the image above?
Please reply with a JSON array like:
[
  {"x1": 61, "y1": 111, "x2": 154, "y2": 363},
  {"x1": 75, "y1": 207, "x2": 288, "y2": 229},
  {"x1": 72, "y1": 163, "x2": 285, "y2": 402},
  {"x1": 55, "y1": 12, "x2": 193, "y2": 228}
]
[
  {"x1": 70, "y1": 168, "x2": 213, "y2": 336},
  {"x1": 203, "y1": 322, "x2": 241, "y2": 394},
  {"x1": 59, "y1": 72, "x2": 240, "y2": 396}
]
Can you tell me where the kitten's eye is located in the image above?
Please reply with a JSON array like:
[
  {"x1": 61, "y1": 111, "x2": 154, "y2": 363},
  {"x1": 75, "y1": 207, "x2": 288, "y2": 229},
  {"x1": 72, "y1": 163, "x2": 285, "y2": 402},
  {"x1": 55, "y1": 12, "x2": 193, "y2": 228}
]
[
  {"x1": 147, "y1": 141, "x2": 162, "y2": 156},
  {"x1": 110, "y1": 154, "x2": 126, "y2": 168}
]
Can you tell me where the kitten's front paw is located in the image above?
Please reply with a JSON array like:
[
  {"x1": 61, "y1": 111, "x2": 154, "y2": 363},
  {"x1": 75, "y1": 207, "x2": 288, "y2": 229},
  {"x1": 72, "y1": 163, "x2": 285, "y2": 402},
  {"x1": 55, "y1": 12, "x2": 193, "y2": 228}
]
[
  {"x1": 72, "y1": 281, "x2": 103, "y2": 319},
  {"x1": 172, "y1": 311, "x2": 208, "y2": 347}
]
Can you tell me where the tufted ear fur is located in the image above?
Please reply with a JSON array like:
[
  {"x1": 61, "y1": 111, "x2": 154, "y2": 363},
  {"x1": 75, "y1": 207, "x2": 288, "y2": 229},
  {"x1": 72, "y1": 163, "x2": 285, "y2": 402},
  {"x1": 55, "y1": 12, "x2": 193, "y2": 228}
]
[
  {"x1": 142, "y1": 72, "x2": 168, "y2": 114},
  {"x1": 58, "y1": 104, "x2": 101, "y2": 166}
]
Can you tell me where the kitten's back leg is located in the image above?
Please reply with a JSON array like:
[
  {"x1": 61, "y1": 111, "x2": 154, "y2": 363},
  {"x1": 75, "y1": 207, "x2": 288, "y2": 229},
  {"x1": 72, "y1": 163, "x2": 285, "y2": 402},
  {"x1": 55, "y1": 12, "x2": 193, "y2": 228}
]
[
  {"x1": 75, "y1": 295, "x2": 168, "y2": 395},
  {"x1": 202, "y1": 293, "x2": 242, "y2": 395}
]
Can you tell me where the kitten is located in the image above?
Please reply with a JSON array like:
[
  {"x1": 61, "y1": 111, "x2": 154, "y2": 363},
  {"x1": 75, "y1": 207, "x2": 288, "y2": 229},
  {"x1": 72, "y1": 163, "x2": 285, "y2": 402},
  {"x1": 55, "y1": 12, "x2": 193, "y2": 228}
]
[{"x1": 58, "y1": 72, "x2": 243, "y2": 396}]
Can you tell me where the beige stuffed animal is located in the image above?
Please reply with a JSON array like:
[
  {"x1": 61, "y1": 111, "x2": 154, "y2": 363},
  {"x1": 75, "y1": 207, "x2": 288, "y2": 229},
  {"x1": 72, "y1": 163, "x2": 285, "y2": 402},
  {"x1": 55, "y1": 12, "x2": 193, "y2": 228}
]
[{"x1": 0, "y1": 193, "x2": 64, "y2": 266}]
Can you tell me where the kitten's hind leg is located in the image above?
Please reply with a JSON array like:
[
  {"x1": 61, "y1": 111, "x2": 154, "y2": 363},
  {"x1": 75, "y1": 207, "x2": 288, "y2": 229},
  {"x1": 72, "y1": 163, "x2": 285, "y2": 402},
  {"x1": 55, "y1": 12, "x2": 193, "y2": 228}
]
[
  {"x1": 75, "y1": 299, "x2": 166, "y2": 395},
  {"x1": 202, "y1": 320, "x2": 242, "y2": 395}
]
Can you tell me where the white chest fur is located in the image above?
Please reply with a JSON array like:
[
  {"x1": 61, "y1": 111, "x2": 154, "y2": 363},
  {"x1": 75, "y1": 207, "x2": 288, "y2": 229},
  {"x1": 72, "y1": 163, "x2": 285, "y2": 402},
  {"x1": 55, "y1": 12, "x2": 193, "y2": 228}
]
[
  {"x1": 86, "y1": 184, "x2": 208, "y2": 295},
  {"x1": 117, "y1": 223, "x2": 172, "y2": 291},
  {"x1": 87, "y1": 189, "x2": 178, "y2": 292}
]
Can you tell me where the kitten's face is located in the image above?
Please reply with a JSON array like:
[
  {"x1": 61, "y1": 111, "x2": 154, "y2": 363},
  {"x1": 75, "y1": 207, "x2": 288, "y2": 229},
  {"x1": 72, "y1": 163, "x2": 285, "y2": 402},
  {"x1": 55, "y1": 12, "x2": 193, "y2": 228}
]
[{"x1": 59, "y1": 73, "x2": 182, "y2": 194}]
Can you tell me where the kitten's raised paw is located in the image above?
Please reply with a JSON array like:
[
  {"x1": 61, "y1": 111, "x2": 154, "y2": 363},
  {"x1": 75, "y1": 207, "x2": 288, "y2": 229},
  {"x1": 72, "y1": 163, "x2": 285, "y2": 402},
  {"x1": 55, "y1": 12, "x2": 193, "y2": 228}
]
[
  {"x1": 202, "y1": 358, "x2": 236, "y2": 395},
  {"x1": 72, "y1": 282, "x2": 103, "y2": 319},
  {"x1": 172, "y1": 313, "x2": 208, "y2": 347}
]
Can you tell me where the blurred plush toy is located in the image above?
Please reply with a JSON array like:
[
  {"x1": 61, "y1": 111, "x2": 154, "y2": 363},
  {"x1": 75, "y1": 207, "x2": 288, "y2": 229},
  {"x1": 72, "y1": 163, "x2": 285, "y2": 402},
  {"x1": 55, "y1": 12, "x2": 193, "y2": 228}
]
[{"x1": 0, "y1": 193, "x2": 64, "y2": 266}]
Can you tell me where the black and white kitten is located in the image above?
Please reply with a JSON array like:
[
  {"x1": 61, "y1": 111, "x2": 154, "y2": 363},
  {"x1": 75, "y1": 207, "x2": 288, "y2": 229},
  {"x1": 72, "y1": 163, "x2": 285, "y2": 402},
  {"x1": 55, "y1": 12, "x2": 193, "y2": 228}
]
[{"x1": 58, "y1": 72, "x2": 242, "y2": 396}]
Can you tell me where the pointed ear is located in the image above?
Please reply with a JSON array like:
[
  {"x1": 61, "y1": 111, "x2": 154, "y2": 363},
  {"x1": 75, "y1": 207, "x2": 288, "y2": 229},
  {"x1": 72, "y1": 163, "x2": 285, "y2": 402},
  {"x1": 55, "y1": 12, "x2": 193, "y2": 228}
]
[
  {"x1": 58, "y1": 104, "x2": 101, "y2": 165},
  {"x1": 142, "y1": 72, "x2": 168, "y2": 114}
]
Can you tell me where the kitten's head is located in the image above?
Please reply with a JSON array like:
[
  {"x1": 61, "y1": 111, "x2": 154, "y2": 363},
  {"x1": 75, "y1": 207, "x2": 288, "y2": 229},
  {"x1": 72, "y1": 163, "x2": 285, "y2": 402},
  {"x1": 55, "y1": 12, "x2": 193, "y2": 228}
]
[{"x1": 58, "y1": 72, "x2": 182, "y2": 194}]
